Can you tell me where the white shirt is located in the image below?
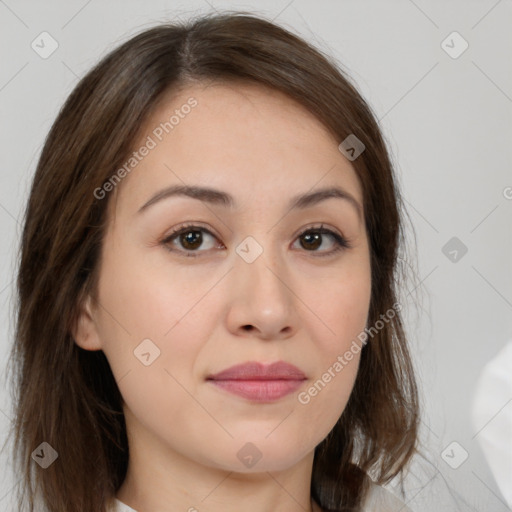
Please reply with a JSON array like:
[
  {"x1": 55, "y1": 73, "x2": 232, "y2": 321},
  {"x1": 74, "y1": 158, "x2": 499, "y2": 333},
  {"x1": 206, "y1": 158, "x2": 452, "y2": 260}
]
[
  {"x1": 112, "y1": 482, "x2": 413, "y2": 511},
  {"x1": 471, "y1": 340, "x2": 512, "y2": 507}
]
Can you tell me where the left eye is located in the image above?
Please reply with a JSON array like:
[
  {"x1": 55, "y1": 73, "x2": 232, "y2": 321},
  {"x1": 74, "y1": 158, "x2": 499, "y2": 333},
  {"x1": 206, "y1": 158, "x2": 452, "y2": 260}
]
[
  {"x1": 292, "y1": 227, "x2": 349, "y2": 254},
  {"x1": 161, "y1": 224, "x2": 350, "y2": 257}
]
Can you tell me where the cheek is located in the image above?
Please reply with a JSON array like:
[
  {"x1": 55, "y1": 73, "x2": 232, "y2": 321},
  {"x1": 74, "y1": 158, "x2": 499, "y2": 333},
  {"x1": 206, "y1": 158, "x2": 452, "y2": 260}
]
[
  {"x1": 321, "y1": 284, "x2": 370, "y2": 335},
  {"x1": 294, "y1": 287, "x2": 369, "y2": 443},
  {"x1": 303, "y1": 262, "x2": 371, "y2": 402},
  {"x1": 96, "y1": 235, "x2": 219, "y2": 339},
  {"x1": 96, "y1": 258, "x2": 220, "y2": 435},
  {"x1": 94, "y1": 240, "x2": 224, "y2": 396},
  {"x1": 312, "y1": 263, "x2": 372, "y2": 354}
]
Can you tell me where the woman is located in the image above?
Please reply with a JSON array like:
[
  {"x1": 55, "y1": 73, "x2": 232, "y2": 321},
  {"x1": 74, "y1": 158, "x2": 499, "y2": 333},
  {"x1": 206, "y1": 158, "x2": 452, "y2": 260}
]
[{"x1": 9, "y1": 12, "x2": 419, "y2": 512}]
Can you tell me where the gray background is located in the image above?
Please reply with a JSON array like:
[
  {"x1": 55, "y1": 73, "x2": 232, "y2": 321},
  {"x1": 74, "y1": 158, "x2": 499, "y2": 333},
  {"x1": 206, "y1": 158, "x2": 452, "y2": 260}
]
[{"x1": 1, "y1": 0, "x2": 511, "y2": 510}]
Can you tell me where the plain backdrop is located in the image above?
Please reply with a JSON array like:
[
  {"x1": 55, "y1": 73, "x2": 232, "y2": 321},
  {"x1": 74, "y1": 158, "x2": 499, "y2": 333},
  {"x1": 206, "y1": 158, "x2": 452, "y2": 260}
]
[{"x1": 0, "y1": 1, "x2": 511, "y2": 511}]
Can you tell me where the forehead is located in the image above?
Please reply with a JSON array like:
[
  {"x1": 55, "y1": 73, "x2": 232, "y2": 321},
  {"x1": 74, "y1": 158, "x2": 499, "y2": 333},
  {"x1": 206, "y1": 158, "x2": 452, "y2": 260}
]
[{"x1": 111, "y1": 81, "x2": 364, "y2": 215}]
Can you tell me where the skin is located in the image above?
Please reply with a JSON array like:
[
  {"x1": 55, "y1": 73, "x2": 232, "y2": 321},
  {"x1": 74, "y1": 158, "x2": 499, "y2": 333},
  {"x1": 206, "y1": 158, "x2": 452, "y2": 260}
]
[{"x1": 73, "y1": 81, "x2": 372, "y2": 512}]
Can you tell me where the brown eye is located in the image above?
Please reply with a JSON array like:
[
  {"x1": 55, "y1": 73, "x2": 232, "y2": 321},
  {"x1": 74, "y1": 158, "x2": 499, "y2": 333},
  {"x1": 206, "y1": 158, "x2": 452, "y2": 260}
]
[
  {"x1": 162, "y1": 224, "x2": 222, "y2": 256},
  {"x1": 293, "y1": 227, "x2": 351, "y2": 256},
  {"x1": 299, "y1": 232, "x2": 323, "y2": 250},
  {"x1": 179, "y1": 230, "x2": 203, "y2": 250}
]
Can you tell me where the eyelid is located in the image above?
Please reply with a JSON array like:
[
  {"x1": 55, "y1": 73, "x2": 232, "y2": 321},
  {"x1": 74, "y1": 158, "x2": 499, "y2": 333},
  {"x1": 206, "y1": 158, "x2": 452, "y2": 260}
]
[{"x1": 162, "y1": 221, "x2": 219, "y2": 240}]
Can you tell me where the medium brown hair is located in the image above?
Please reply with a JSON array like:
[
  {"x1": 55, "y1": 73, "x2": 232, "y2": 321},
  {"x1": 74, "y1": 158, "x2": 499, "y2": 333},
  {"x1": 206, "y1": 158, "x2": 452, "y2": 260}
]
[{"x1": 8, "y1": 11, "x2": 419, "y2": 512}]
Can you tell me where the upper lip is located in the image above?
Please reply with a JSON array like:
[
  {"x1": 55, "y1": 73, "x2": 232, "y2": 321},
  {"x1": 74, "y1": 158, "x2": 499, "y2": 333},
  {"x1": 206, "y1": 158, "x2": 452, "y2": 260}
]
[{"x1": 207, "y1": 361, "x2": 307, "y2": 381}]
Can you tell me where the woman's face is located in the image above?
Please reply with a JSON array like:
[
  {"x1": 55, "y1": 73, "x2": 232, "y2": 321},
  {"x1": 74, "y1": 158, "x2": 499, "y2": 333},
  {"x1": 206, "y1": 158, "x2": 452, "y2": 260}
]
[{"x1": 76, "y1": 82, "x2": 371, "y2": 473}]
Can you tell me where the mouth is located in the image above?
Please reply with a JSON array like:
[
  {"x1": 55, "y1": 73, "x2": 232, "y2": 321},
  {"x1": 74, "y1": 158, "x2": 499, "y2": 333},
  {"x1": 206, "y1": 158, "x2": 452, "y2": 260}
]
[{"x1": 206, "y1": 361, "x2": 307, "y2": 402}]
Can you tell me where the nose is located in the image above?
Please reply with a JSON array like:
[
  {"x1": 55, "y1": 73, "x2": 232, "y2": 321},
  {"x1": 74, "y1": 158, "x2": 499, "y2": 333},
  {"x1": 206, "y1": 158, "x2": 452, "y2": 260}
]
[{"x1": 225, "y1": 246, "x2": 299, "y2": 341}]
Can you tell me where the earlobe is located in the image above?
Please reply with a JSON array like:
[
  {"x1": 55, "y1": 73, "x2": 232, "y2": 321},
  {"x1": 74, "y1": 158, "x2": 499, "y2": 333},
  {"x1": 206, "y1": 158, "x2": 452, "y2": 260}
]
[{"x1": 72, "y1": 295, "x2": 102, "y2": 351}]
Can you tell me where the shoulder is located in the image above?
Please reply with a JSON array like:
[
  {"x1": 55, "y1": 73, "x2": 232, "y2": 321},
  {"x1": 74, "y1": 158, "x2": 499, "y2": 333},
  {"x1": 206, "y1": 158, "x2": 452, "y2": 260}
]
[{"x1": 361, "y1": 481, "x2": 413, "y2": 512}]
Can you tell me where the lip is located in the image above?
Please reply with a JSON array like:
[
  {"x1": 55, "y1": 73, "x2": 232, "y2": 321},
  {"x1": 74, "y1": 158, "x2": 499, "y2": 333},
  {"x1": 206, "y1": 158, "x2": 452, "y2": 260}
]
[{"x1": 206, "y1": 361, "x2": 307, "y2": 402}]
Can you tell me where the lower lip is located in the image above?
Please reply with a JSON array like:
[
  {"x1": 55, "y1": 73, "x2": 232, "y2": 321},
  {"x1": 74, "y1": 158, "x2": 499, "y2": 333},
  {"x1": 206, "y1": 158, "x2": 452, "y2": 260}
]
[{"x1": 209, "y1": 379, "x2": 304, "y2": 402}]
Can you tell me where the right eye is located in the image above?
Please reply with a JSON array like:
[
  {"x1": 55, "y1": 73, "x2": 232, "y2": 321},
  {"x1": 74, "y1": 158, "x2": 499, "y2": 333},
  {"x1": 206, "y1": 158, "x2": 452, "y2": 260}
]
[{"x1": 160, "y1": 223, "x2": 225, "y2": 257}]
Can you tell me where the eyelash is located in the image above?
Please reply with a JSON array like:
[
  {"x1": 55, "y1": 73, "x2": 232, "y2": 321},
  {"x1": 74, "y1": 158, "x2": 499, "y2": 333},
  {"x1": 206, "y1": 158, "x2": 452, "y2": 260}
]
[{"x1": 160, "y1": 222, "x2": 352, "y2": 258}]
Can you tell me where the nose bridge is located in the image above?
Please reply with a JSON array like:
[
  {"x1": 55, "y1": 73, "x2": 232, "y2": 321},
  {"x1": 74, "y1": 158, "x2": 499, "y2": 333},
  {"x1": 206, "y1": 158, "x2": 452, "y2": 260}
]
[
  {"x1": 238, "y1": 236, "x2": 290, "y2": 307},
  {"x1": 227, "y1": 234, "x2": 297, "y2": 338}
]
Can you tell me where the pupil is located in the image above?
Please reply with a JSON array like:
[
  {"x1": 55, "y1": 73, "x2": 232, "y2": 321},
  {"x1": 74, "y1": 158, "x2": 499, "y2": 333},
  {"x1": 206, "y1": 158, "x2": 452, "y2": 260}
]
[
  {"x1": 302, "y1": 232, "x2": 321, "y2": 250},
  {"x1": 181, "y1": 230, "x2": 202, "y2": 249}
]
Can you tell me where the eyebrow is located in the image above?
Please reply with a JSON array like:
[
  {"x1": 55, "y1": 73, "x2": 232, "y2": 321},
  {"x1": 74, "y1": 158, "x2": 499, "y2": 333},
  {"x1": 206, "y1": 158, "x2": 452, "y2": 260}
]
[{"x1": 137, "y1": 184, "x2": 362, "y2": 220}]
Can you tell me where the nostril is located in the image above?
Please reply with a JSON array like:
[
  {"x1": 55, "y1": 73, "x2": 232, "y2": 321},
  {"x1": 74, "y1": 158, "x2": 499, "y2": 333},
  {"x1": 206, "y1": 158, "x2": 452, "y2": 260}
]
[{"x1": 242, "y1": 325, "x2": 253, "y2": 331}]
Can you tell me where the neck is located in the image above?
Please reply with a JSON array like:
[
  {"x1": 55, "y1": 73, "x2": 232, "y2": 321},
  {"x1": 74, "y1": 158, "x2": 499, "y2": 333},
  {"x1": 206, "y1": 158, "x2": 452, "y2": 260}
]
[{"x1": 116, "y1": 408, "x2": 320, "y2": 512}]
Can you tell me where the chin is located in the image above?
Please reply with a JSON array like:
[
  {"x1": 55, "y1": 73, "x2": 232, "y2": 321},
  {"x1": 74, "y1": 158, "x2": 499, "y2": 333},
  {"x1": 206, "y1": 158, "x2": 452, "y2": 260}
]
[{"x1": 201, "y1": 438, "x2": 312, "y2": 474}]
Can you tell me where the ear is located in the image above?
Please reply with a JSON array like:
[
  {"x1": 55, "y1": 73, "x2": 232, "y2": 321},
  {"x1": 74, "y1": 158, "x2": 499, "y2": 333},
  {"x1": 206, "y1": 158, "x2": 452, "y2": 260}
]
[{"x1": 72, "y1": 294, "x2": 102, "y2": 351}]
